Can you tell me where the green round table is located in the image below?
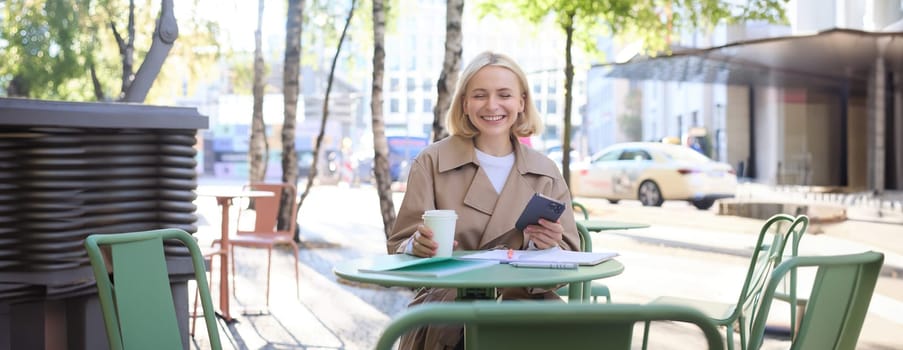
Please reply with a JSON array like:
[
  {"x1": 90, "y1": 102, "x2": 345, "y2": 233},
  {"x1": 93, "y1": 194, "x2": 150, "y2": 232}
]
[
  {"x1": 579, "y1": 219, "x2": 650, "y2": 232},
  {"x1": 334, "y1": 251, "x2": 624, "y2": 300}
]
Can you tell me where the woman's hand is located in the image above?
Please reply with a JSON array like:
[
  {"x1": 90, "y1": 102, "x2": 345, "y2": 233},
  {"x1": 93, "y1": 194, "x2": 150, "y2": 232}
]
[
  {"x1": 524, "y1": 218, "x2": 563, "y2": 249},
  {"x1": 411, "y1": 224, "x2": 458, "y2": 257}
]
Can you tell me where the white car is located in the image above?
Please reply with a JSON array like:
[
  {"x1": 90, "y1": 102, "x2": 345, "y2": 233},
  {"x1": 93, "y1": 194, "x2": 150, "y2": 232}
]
[{"x1": 569, "y1": 142, "x2": 737, "y2": 210}]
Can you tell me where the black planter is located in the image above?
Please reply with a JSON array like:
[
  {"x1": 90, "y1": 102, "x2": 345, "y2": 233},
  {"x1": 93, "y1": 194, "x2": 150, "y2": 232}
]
[{"x1": 0, "y1": 98, "x2": 208, "y2": 350}]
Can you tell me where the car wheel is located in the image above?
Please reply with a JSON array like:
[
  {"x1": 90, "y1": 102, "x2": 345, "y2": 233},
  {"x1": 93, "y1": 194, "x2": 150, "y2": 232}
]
[
  {"x1": 638, "y1": 180, "x2": 663, "y2": 207},
  {"x1": 692, "y1": 199, "x2": 715, "y2": 210},
  {"x1": 607, "y1": 199, "x2": 620, "y2": 204}
]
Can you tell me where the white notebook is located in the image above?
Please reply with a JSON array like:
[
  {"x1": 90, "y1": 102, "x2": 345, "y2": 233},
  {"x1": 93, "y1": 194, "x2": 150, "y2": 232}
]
[{"x1": 459, "y1": 247, "x2": 618, "y2": 266}]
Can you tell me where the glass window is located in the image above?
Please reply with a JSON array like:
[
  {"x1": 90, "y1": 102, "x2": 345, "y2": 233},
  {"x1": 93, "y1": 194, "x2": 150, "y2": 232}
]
[
  {"x1": 533, "y1": 82, "x2": 541, "y2": 94},
  {"x1": 407, "y1": 77, "x2": 415, "y2": 92},
  {"x1": 390, "y1": 99, "x2": 399, "y2": 113},
  {"x1": 390, "y1": 78, "x2": 400, "y2": 92},
  {"x1": 423, "y1": 99, "x2": 432, "y2": 113},
  {"x1": 389, "y1": 57, "x2": 400, "y2": 71},
  {"x1": 423, "y1": 78, "x2": 432, "y2": 92},
  {"x1": 407, "y1": 98, "x2": 415, "y2": 113},
  {"x1": 593, "y1": 150, "x2": 622, "y2": 163},
  {"x1": 618, "y1": 149, "x2": 652, "y2": 161},
  {"x1": 547, "y1": 100, "x2": 557, "y2": 114}
]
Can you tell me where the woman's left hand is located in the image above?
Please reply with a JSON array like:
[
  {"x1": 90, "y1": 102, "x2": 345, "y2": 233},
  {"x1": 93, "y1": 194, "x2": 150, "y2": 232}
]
[{"x1": 524, "y1": 218, "x2": 563, "y2": 249}]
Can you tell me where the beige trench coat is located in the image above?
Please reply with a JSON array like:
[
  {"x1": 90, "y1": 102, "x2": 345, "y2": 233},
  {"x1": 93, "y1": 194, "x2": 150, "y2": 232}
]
[{"x1": 387, "y1": 135, "x2": 580, "y2": 350}]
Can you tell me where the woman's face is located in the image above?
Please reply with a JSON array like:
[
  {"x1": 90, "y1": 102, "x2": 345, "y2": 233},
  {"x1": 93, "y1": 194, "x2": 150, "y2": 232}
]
[{"x1": 462, "y1": 66, "x2": 525, "y2": 140}]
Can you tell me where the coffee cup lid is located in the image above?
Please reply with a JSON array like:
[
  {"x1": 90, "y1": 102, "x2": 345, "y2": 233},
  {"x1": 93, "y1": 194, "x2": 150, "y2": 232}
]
[{"x1": 423, "y1": 209, "x2": 457, "y2": 217}]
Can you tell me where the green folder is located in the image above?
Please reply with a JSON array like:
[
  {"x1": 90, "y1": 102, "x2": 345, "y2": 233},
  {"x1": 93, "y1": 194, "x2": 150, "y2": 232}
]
[{"x1": 359, "y1": 257, "x2": 497, "y2": 277}]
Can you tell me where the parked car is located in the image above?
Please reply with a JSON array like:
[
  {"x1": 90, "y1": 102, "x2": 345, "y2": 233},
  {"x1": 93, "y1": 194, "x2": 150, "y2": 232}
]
[
  {"x1": 387, "y1": 136, "x2": 428, "y2": 182},
  {"x1": 569, "y1": 142, "x2": 737, "y2": 210}
]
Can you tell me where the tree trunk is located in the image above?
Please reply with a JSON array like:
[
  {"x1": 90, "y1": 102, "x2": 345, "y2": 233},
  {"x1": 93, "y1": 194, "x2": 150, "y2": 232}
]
[
  {"x1": 89, "y1": 63, "x2": 106, "y2": 101},
  {"x1": 561, "y1": 11, "x2": 575, "y2": 190},
  {"x1": 111, "y1": 0, "x2": 136, "y2": 98},
  {"x1": 121, "y1": 0, "x2": 178, "y2": 103},
  {"x1": 431, "y1": 0, "x2": 464, "y2": 143},
  {"x1": 298, "y1": 0, "x2": 357, "y2": 217},
  {"x1": 283, "y1": 0, "x2": 304, "y2": 238},
  {"x1": 249, "y1": 0, "x2": 269, "y2": 186},
  {"x1": 372, "y1": 0, "x2": 396, "y2": 240},
  {"x1": 6, "y1": 75, "x2": 29, "y2": 97}
]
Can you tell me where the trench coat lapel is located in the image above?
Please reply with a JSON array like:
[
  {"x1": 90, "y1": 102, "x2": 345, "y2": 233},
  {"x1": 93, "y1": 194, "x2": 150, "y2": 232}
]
[
  {"x1": 478, "y1": 168, "x2": 534, "y2": 247},
  {"x1": 440, "y1": 137, "x2": 496, "y2": 217},
  {"x1": 462, "y1": 168, "x2": 498, "y2": 216},
  {"x1": 476, "y1": 140, "x2": 537, "y2": 247}
]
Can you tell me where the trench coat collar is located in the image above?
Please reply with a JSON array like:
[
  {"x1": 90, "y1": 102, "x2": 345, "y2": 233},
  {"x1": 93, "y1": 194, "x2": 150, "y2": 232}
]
[{"x1": 436, "y1": 135, "x2": 559, "y2": 247}]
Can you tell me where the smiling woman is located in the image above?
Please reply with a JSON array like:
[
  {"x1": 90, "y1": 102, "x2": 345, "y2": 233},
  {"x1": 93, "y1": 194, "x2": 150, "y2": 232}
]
[{"x1": 388, "y1": 51, "x2": 580, "y2": 350}]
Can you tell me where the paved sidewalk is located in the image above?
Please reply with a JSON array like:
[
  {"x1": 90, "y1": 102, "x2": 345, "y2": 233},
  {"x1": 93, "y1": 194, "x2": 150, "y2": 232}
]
[
  {"x1": 572, "y1": 197, "x2": 903, "y2": 278},
  {"x1": 188, "y1": 180, "x2": 903, "y2": 349}
]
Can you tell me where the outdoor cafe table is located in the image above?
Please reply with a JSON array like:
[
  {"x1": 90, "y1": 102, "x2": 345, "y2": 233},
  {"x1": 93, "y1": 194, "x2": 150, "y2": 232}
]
[
  {"x1": 579, "y1": 219, "x2": 650, "y2": 232},
  {"x1": 196, "y1": 188, "x2": 274, "y2": 322},
  {"x1": 333, "y1": 251, "x2": 624, "y2": 301}
]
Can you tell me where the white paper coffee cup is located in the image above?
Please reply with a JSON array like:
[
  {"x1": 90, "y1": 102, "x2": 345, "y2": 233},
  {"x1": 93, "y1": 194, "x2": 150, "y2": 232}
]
[{"x1": 422, "y1": 210, "x2": 457, "y2": 257}]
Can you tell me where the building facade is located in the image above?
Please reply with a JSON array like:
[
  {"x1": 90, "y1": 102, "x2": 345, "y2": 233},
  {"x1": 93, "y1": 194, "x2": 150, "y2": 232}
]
[{"x1": 604, "y1": 0, "x2": 903, "y2": 192}]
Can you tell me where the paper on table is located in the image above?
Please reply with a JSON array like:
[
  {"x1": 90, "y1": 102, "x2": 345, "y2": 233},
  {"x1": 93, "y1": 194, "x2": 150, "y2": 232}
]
[
  {"x1": 358, "y1": 256, "x2": 498, "y2": 277},
  {"x1": 459, "y1": 247, "x2": 618, "y2": 266}
]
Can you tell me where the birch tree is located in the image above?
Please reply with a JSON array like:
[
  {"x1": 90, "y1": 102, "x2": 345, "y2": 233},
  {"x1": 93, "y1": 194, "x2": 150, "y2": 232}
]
[
  {"x1": 431, "y1": 0, "x2": 464, "y2": 142},
  {"x1": 371, "y1": 0, "x2": 397, "y2": 240},
  {"x1": 281, "y1": 0, "x2": 304, "y2": 233},
  {"x1": 249, "y1": 0, "x2": 269, "y2": 185},
  {"x1": 297, "y1": 0, "x2": 358, "y2": 215}
]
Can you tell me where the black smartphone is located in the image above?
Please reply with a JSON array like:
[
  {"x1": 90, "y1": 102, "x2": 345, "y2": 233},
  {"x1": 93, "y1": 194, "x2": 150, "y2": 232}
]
[{"x1": 515, "y1": 193, "x2": 565, "y2": 231}]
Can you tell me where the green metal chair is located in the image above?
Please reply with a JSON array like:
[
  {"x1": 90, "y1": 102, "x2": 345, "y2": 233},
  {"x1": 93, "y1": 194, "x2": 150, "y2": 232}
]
[
  {"x1": 643, "y1": 214, "x2": 809, "y2": 350},
  {"x1": 84, "y1": 228, "x2": 222, "y2": 350},
  {"x1": 572, "y1": 200, "x2": 590, "y2": 220},
  {"x1": 746, "y1": 251, "x2": 884, "y2": 350},
  {"x1": 772, "y1": 212, "x2": 808, "y2": 339},
  {"x1": 556, "y1": 221, "x2": 613, "y2": 302},
  {"x1": 376, "y1": 302, "x2": 725, "y2": 350}
]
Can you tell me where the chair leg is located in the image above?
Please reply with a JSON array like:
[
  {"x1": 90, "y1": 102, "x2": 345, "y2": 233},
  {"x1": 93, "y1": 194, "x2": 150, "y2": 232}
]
[
  {"x1": 641, "y1": 320, "x2": 651, "y2": 350},
  {"x1": 725, "y1": 324, "x2": 735, "y2": 350},
  {"x1": 793, "y1": 303, "x2": 806, "y2": 340},
  {"x1": 230, "y1": 244, "x2": 238, "y2": 301},
  {"x1": 290, "y1": 241, "x2": 300, "y2": 300},
  {"x1": 191, "y1": 254, "x2": 215, "y2": 337},
  {"x1": 191, "y1": 283, "x2": 200, "y2": 337},
  {"x1": 265, "y1": 245, "x2": 272, "y2": 307}
]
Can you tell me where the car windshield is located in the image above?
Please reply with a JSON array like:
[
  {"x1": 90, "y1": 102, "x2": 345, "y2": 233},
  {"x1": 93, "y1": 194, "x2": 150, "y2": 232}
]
[{"x1": 660, "y1": 146, "x2": 712, "y2": 163}]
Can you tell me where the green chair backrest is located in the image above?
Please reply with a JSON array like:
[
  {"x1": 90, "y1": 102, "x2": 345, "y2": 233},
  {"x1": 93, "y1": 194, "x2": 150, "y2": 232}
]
[
  {"x1": 733, "y1": 214, "x2": 808, "y2": 338},
  {"x1": 576, "y1": 221, "x2": 592, "y2": 299},
  {"x1": 746, "y1": 251, "x2": 883, "y2": 350},
  {"x1": 576, "y1": 220, "x2": 592, "y2": 253},
  {"x1": 376, "y1": 302, "x2": 725, "y2": 350},
  {"x1": 84, "y1": 228, "x2": 222, "y2": 350},
  {"x1": 777, "y1": 214, "x2": 809, "y2": 337},
  {"x1": 556, "y1": 222, "x2": 606, "y2": 302},
  {"x1": 572, "y1": 201, "x2": 589, "y2": 220}
]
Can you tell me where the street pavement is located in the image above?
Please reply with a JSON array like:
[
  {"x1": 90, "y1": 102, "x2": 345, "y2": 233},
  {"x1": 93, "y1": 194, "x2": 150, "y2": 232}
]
[{"x1": 188, "y1": 178, "x2": 903, "y2": 350}]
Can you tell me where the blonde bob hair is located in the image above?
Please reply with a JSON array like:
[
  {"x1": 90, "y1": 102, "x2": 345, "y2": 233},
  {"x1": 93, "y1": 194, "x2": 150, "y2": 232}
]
[{"x1": 446, "y1": 51, "x2": 543, "y2": 138}]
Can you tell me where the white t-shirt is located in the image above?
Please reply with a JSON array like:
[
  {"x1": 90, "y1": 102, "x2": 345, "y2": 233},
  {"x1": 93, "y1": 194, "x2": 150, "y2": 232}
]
[{"x1": 475, "y1": 149, "x2": 514, "y2": 193}]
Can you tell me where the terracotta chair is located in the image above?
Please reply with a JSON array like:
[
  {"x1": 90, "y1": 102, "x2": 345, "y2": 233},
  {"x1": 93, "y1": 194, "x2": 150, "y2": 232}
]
[{"x1": 230, "y1": 182, "x2": 301, "y2": 306}]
